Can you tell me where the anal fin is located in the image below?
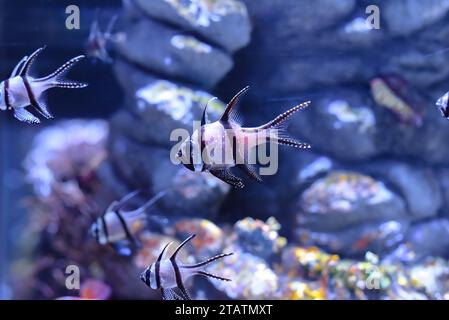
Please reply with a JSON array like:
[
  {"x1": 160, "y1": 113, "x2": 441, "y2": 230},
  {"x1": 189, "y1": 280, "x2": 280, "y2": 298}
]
[
  {"x1": 209, "y1": 169, "x2": 245, "y2": 189},
  {"x1": 161, "y1": 288, "x2": 184, "y2": 300},
  {"x1": 32, "y1": 100, "x2": 53, "y2": 119},
  {"x1": 237, "y1": 163, "x2": 263, "y2": 182}
]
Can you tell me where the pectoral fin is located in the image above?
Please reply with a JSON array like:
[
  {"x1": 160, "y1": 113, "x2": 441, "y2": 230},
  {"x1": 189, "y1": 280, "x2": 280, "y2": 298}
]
[
  {"x1": 209, "y1": 169, "x2": 245, "y2": 189},
  {"x1": 13, "y1": 108, "x2": 40, "y2": 124}
]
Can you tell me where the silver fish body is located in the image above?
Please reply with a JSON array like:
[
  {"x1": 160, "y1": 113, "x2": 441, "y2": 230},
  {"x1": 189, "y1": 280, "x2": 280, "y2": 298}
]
[
  {"x1": 176, "y1": 86, "x2": 311, "y2": 188},
  {"x1": 90, "y1": 190, "x2": 165, "y2": 255}
]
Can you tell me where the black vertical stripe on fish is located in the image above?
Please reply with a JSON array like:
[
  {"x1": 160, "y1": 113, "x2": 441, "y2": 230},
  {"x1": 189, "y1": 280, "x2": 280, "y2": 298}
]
[
  {"x1": 4, "y1": 79, "x2": 11, "y2": 109},
  {"x1": 112, "y1": 210, "x2": 135, "y2": 244},
  {"x1": 221, "y1": 120, "x2": 237, "y2": 165},
  {"x1": 145, "y1": 268, "x2": 152, "y2": 288},
  {"x1": 200, "y1": 111, "x2": 206, "y2": 171},
  {"x1": 200, "y1": 135, "x2": 206, "y2": 171},
  {"x1": 155, "y1": 241, "x2": 171, "y2": 289},
  {"x1": 94, "y1": 223, "x2": 100, "y2": 243},
  {"x1": 189, "y1": 139, "x2": 194, "y2": 169},
  {"x1": 170, "y1": 260, "x2": 190, "y2": 300},
  {"x1": 155, "y1": 260, "x2": 161, "y2": 289},
  {"x1": 101, "y1": 215, "x2": 109, "y2": 243},
  {"x1": 21, "y1": 76, "x2": 37, "y2": 107}
]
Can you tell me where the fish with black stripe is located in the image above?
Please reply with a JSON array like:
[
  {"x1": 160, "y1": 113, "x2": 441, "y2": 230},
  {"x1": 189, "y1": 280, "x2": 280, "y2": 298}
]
[
  {"x1": 0, "y1": 46, "x2": 87, "y2": 124},
  {"x1": 90, "y1": 190, "x2": 166, "y2": 256},
  {"x1": 85, "y1": 14, "x2": 118, "y2": 64},
  {"x1": 175, "y1": 86, "x2": 311, "y2": 188},
  {"x1": 140, "y1": 234, "x2": 233, "y2": 300}
]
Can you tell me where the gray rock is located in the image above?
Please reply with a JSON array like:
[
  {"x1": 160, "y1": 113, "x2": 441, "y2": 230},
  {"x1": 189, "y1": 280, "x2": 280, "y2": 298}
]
[
  {"x1": 383, "y1": 48, "x2": 449, "y2": 89},
  {"x1": 296, "y1": 171, "x2": 407, "y2": 231},
  {"x1": 113, "y1": 59, "x2": 159, "y2": 98},
  {"x1": 359, "y1": 161, "x2": 442, "y2": 220},
  {"x1": 289, "y1": 89, "x2": 380, "y2": 162},
  {"x1": 406, "y1": 219, "x2": 449, "y2": 260},
  {"x1": 384, "y1": 103, "x2": 449, "y2": 166},
  {"x1": 269, "y1": 150, "x2": 336, "y2": 201},
  {"x1": 268, "y1": 55, "x2": 373, "y2": 92},
  {"x1": 111, "y1": 79, "x2": 225, "y2": 147},
  {"x1": 133, "y1": 0, "x2": 252, "y2": 52},
  {"x1": 161, "y1": 166, "x2": 231, "y2": 217},
  {"x1": 382, "y1": 0, "x2": 449, "y2": 36},
  {"x1": 437, "y1": 169, "x2": 449, "y2": 217},
  {"x1": 243, "y1": 0, "x2": 355, "y2": 34},
  {"x1": 116, "y1": 17, "x2": 233, "y2": 88},
  {"x1": 296, "y1": 220, "x2": 409, "y2": 257}
]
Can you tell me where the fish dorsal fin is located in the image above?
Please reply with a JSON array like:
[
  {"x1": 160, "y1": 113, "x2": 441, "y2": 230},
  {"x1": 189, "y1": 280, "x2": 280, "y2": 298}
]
[
  {"x1": 220, "y1": 86, "x2": 250, "y2": 124},
  {"x1": 20, "y1": 46, "x2": 46, "y2": 77},
  {"x1": 11, "y1": 56, "x2": 28, "y2": 78},
  {"x1": 105, "y1": 15, "x2": 118, "y2": 38},
  {"x1": 89, "y1": 20, "x2": 100, "y2": 41},
  {"x1": 201, "y1": 104, "x2": 208, "y2": 127},
  {"x1": 125, "y1": 190, "x2": 166, "y2": 218},
  {"x1": 201, "y1": 97, "x2": 217, "y2": 126},
  {"x1": 157, "y1": 241, "x2": 173, "y2": 262},
  {"x1": 170, "y1": 234, "x2": 196, "y2": 261},
  {"x1": 110, "y1": 190, "x2": 142, "y2": 212}
]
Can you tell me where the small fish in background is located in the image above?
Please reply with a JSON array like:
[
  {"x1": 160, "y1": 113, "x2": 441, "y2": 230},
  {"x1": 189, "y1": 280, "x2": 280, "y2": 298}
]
[
  {"x1": 57, "y1": 279, "x2": 112, "y2": 300},
  {"x1": 85, "y1": 14, "x2": 118, "y2": 64},
  {"x1": 90, "y1": 190, "x2": 166, "y2": 256},
  {"x1": 140, "y1": 234, "x2": 233, "y2": 300},
  {"x1": 176, "y1": 86, "x2": 311, "y2": 188},
  {"x1": 0, "y1": 46, "x2": 87, "y2": 124},
  {"x1": 370, "y1": 74, "x2": 425, "y2": 127},
  {"x1": 436, "y1": 91, "x2": 449, "y2": 118}
]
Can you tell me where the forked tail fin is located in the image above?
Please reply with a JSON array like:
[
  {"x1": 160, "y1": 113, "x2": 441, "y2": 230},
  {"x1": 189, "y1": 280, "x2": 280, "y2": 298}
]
[
  {"x1": 260, "y1": 101, "x2": 312, "y2": 149},
  {"x1": 38, "y1": 55, "x2": 88, "y2": 89}
]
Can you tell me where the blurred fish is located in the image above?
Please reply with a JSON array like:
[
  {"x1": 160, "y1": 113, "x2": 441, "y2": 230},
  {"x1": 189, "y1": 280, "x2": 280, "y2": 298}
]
[
  {"x1": 90, "y1": 190, "x2": 166, "y2": 256},
  {"x1": 176, "y1": 86, "x2": 311, "y2": 188},
  {"x1": 85, "y1": 15, "x2": 118, "y2": 64},
  {"x1": 436, "y1": 92, "x2": 449, "y2": 118},
  {"x1": 0, "y1": 46, "x2": 87, "y2": 124},
  {"x1": 57, "y1": 279, "x2": 112, "y2": 300},
  {"x1": 140, "y1": 234, "x2": 233, "y2": 300},
  {"x1": 370, "y1": 75, "x2": 424, "y2": 127}
]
